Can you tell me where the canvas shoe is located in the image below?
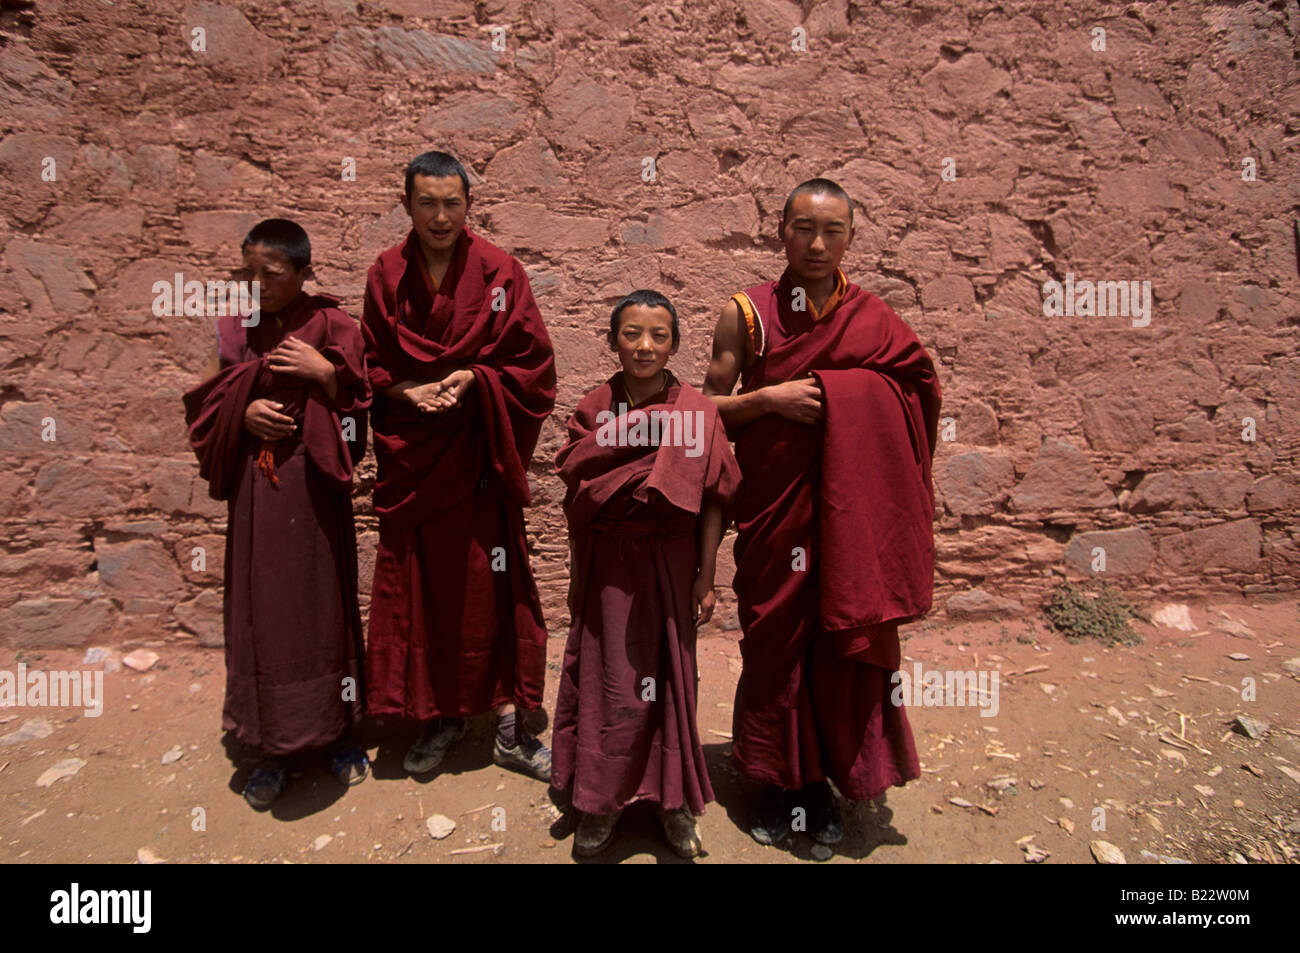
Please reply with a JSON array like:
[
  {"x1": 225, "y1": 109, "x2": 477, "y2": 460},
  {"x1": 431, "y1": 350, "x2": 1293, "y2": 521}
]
[
  {"x1": 243, "y1": 764, "x2": 287, "y2": 811},
  {"x1": 492, "y1": 729, "x2": 552, "y2": 782},
  {"x1": 331, "y1": 747, "x2": 369, "y2": 787}
]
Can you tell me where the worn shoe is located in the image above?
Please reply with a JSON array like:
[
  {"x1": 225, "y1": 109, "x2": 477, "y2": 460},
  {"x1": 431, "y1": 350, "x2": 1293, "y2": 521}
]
[
  {"x1": 403, "y1": 718, "x2": 467, "y2": 775},
  {"x1": 657, "y1": 806, "x2": 703, "y2": 858},
  {"x1": 574, "y1": 810, "x2": 622, "y2": 856},
  {"x1": 493, "y1": 730, "x2": 552, "y2": 782},
  {"x1": 331, "y1": 747, "x2": 369, "y2": 787},
  {"x1": 750, "y1": 784, "x2": 791, "y2": 845},
  {"x1": 804, "y1": 781, "x2": 844, "y2": 845},
  {"x1": 243, "y1": 764, "x2": 287, "y2": 811}
]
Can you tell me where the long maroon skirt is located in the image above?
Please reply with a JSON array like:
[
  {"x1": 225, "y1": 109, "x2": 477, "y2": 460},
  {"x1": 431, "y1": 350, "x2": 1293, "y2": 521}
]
[
  {"x1": 222, "y1": 442, "x2": 364, "y2": 756},
  {"x1": 552, "y1": 513, "x2": 714, "y2": 816}
]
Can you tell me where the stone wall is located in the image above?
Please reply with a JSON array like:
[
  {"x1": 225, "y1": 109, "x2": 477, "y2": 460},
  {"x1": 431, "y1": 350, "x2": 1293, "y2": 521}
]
[{"x1": 1, "y1": 0, "x2": 1297, "y2": 648}]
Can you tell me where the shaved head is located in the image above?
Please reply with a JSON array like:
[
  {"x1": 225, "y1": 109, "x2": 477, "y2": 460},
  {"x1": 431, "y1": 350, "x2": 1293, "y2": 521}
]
[
  {"x1": 405, "y1": 150, "x2": 470, "y2": 202},
  {"x1": 781, "y1": 178, "x2": 854, "y2": 229},
  {"x1": 242, "y1": 217, "x2": 311, "y2": 270}
]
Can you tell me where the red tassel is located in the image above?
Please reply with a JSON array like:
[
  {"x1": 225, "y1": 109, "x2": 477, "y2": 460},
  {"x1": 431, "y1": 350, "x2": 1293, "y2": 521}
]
[{"x1": 256, "y1": 441, "x2": 280, "y2": 487}]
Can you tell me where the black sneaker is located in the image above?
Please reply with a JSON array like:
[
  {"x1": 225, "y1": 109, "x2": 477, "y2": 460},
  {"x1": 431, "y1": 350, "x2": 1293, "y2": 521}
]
[
  {"x1": 804, "y1": 781, "x2": 844, "y2": 845},
  {"x1": 750, "y1": 784, "x2": 791, "y2": 845},
  {"x1": 574, "y1": 810, "x2": 621, "y2": 856},
  {"x1": 403, "y1": 718, "x2": 467, "y2": 775},
  {"x1": 243, "y1": 763, "x2": 286, "y2": 811},
  {"x1": 331, "y1": 747, "x2": 369, "y2": 787}
]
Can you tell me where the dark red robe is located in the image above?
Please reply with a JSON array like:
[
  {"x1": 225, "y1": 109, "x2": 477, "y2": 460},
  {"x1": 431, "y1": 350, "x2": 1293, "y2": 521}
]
[
  {"x1": 553, "y1": 371, "x2": 741, "y2": 815},
  {"x1": 182, "y1": 293, "x2": 371, "y2": 756},
  {"x1": 727, "y1": 270, "x2": 941, "y2": 800},
  {"x1": 361, "y1": 229, "x2": 555, "y2": 721}
]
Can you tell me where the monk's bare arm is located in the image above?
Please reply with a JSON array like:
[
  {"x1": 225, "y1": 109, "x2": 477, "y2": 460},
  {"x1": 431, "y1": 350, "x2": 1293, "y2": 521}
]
[
  {"x1": 696, "y1": 500, "x2": 724, "y2": 585},
  {"x1": 693, "y1": 500, "x2": 725, "y2": 625},
  {"x1": 702, "y1": 300, "x2": 769, "y2": 428},
  {"x1": 204, "y1": 343, "x2": 220, "y2": 380},
  {"x1": 702, "y1": 301, "x2": 825, "y2": 426}
]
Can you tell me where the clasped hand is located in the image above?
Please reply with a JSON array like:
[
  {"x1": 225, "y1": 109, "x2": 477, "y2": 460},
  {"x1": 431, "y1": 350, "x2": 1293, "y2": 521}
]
[{"x1": 407, "y1": 369, "x2": 474, "y2": 414}]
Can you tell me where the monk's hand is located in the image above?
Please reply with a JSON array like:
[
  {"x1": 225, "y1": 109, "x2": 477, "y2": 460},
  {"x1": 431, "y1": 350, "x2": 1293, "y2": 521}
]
[
  {"x1": 268, "y1": 336, "x2": 333, "y2": 386},
  {"x1": 692, "y1": 575, "x2": 716, "y2": 628},
  {"x1": 411, "y1": 370, "x2": 473, "y2": 413},
  {"x1": 400, "y1": 382, "x2": 436, "y2": 410},
  {"x1": 434, "y1": 369, "x2": 475, "y2": 409},
  {"x1": 244, "y1": 398, "x2": 295, "y2": 440},
  {"x1": 403, "y1": 381, "x2": 446, "y2": 413},
  {"x1": 766, "y1": 376, "x2": 825, "y2": 425}
]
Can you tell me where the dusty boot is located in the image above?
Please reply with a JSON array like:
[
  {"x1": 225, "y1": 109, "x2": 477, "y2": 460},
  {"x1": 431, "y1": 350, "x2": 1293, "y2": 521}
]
[
  {"x1": 657, "y1": 806, "x2": 703, "y2": 858},
  {"x1": 803, "y1": 781, "x2": 844, "y2": 845},
  {"x1": 750, "y1": 784, "x2": 791, "y2": 846},
  {"x1": 574, "y1": 810, "x2": 622, "y2": 857}
]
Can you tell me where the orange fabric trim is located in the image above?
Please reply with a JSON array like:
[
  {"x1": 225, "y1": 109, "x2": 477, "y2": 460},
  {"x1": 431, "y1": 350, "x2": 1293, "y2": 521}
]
[
  {"x1": 731, "y1": 292, "x2": 763, "y2": 356},
  {"x1": 808, "y1": 269, "x2": 847, "y2": 322}
]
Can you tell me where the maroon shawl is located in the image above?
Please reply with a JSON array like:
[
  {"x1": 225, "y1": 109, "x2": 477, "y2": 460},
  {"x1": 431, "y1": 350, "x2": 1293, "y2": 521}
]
[
  {"x1": 732, "y1": 272, "x2": 941, "y2": 667},
  {"x1": 556, "y1": 373, "x2": 738, "y2": 532},
  {"x1": 361, "y1": 229, "x2": 556, "y2": 526}
]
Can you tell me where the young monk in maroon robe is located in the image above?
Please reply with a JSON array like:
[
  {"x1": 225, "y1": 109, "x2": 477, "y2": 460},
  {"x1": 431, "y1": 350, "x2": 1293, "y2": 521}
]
[
  {"x1": 183, "y1": 218, "x2": 372, "y2": 810},
  {"x1": 553, "y1": 291, "x2": 741, "y2": 858},
  {"x1": 361, "y1": 151, "x2": 556, "y2": 780},
  {"x1": 703, "y1": 179, "x2": 941, "y2": 848}
]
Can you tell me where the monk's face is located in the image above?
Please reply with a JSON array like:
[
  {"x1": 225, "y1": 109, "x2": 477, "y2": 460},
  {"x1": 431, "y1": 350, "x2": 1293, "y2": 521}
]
[
  {"x1": 612, "y1": 304, "x2": 677, "y2": 382},
  {"x1": 780, "y1": 192, "x2": 854, "y2": 283},
  {"x1": 239, "y1": 243, "x2": 307, "y2": 315},
  {"x1": 403, "y1": 173, "x2": 469, "y2": 257}
]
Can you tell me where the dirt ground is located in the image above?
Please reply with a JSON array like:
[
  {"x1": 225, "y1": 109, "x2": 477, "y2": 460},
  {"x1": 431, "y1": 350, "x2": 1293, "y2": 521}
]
[{"x1": 2, "y1": 596, "x2": 1297, "y2": 865}]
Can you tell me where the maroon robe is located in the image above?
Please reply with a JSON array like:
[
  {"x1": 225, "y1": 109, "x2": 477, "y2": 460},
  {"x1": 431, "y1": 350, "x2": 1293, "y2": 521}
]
[
  {"x1": 728, "y1": 270, "x2": 941, "y2": 800},
  {"x1": 361, "y1": 229, "x2": 555, "y2": 721},
  {"x1": 553, "y1": 371, "x2": 741, "y2": 815},
  {"x1": 182, "y1": 293, "x2": 371, "y2": 756}
]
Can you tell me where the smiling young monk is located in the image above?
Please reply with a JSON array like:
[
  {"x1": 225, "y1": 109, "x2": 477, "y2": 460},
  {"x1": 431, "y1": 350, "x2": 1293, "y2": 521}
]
[
  {"x1": 703, "y1": 179, "x2": 942, "y2": 848},
  {"x1": 361, "y1": 151, "x2": 556, "y2": 781},
  {"x1": 553, "y1": 291, "x2": 741, "y2": 858}
]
